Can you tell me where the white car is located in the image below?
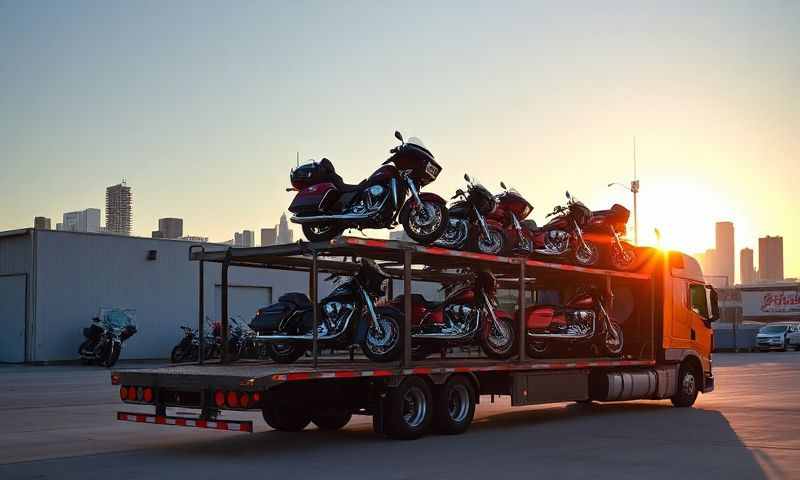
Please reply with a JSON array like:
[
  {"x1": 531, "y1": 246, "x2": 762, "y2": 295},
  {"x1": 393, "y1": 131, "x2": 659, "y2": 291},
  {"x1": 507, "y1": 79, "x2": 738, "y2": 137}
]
[
  {"x1": 756, "y1": 323, "x2": 800, "y2": 352},
  {"x1": 787, "y1": 324, "x2": 800, "y2": 351}
]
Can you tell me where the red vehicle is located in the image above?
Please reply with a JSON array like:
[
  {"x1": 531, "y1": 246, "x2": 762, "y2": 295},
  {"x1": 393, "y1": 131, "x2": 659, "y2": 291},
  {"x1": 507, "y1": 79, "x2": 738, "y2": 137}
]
[
  {"x1": 391, "y1": 269, "x2": 516, "y2": 360},
  {"x1": 489, "y1": 182, "x2": 535, "y2": 256},
  {"x1": 288, "y1": 131, "x2": 448, "y2": 245},
  {"x1": 524, "y1": 286, "x2": 623, "y2": 358}
]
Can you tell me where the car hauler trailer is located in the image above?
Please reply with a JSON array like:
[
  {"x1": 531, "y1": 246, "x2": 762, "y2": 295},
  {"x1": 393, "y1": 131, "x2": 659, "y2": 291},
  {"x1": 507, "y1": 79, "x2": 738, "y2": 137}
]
[{"x1": 112, "y1": 236, "x2": 718, "y2": 440}]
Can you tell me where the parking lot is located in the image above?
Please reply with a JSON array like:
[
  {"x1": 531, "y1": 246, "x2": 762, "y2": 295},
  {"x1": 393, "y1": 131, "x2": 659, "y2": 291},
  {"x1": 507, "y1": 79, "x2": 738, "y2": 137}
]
[{"x1": 1, "y1": 352, "x2": 798, "y2": 480}]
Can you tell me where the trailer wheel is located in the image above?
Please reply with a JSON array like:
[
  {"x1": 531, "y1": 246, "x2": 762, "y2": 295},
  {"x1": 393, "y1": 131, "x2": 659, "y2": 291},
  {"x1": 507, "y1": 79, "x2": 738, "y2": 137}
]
[
  {"x1": 383, "y1": 376, "x2": 433, "y2": 440},
  {"x1": 671, "y1": 362, "x2": 699, "y2": 408},
  {"x1": 311, "y1": 411, "x2": 352, "y2": 431},
  {"x1": 262, "y1": 403, "x2": 311, "y2": 432},
  {"x1": 433, "y1": 375, "x2": 476, "y2": 435}
]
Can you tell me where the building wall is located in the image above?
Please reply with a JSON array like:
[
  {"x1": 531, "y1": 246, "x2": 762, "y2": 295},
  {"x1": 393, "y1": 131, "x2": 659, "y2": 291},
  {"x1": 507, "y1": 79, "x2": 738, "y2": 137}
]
[
  {"x1": 31, "y1": 230, "x2": 322, "y2": 362},
  {"x1": 0, "y1": 231, "x2": 34, "y2": 362}
]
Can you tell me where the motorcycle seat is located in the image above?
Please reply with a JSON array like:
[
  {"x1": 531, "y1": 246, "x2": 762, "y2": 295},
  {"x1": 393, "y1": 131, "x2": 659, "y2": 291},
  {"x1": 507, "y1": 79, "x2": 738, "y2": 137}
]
[
  {"x1": 320, "y1": 158, "x2": 369, "y2": 193},
  {"x1": 395, "y1": 293, "x2": 440, "y2": 310}
]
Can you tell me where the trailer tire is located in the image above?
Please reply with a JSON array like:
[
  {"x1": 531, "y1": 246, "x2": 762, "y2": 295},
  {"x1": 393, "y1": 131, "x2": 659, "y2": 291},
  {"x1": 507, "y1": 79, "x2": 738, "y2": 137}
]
[
  {"x1": 671, "y1": 362, "x2": 699, "y2": 408},
  {"x1": 311, "y1": 411, "x2": 352, "y2": 431},
  {"x1": 383, "y1": 376, "x2": 433, "y2": 440},
  {"x1": 262, "y1": 403, "x2": 311, "y2": 432},
  {"x1": 433, "y1": 375, "x2": 476, "y2": 435}
]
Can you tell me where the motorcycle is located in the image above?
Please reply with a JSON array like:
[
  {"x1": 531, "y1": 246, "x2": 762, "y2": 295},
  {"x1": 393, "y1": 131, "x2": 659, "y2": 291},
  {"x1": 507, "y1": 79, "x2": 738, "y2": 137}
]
[
  {"x1": 584, "y1": 204, "x2": 637, "y2": 270},
  {"x1": 524, "y1": 286, "x2": 623, "y2": 358},
  {"x1": 227, "y1": 316, "x2": 265, "y2": 361},
  {"x1": 520, "y1": 191, "x2": 602, "y2": 267},
  {"x1": 434, "y1": 174, "x2": 507, "y2": 255},
  {"x1": 391, "y1": 269, "x2": 516, "y2": 360},
  {"x1": 490, "y1": 181, "x2": 535, "y2": 256},
  {"x1": 170, "y1": 320, "x2": 221, "y2": 363},
  {"x1": 78, "y1": 309, "x2": 137, "y2": 367},
  {"x1": 250, "y1": 258, "x2": 403, "y2": 363},
  {"x1": 288, "y1": 131, "x2": 448, "y2": 244}
]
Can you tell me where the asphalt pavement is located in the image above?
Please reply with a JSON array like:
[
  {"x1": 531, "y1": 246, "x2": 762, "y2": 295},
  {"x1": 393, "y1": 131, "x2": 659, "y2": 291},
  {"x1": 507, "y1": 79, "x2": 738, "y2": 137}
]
[{"x1": 0, "y1": 352, "x2": 798, "y2": 479}]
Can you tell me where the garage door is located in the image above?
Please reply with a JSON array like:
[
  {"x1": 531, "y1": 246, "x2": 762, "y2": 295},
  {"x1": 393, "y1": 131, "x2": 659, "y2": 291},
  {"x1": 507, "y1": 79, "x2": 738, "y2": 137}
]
[
  {"x1": 0, "y1": 274, "x2": 27, "y2": 363},
  {"x1": 214, "y1": 285, "x2": 272, "y2": 324}
]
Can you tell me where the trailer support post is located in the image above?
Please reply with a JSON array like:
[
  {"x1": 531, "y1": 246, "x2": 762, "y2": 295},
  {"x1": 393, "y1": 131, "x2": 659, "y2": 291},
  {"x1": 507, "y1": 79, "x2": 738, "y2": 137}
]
[
  {"x1": 518, "y1": 259, "x2": 527, "y2": 362},
  {"x1": 221, "y1": 248, "x2": 231, "y2": 364},
  {"x1": 311, "y1": 251, "x2": 319, "y2": 369},
  {"x1": 402, "y1": 249, "x2": 412, "y2": 368}
]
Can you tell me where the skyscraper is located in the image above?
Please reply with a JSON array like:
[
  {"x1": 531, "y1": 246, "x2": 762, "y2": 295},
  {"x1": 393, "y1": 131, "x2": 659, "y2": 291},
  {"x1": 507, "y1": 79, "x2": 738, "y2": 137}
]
[
  {"x1": 277, "y1": 213, "x2": 293, "y2": 244},
  {"x1": 758, "y1": 236, "x2": 784, "y2": 281},
  {"x1": 106, "y1": 181, "x2": 132, "y2": 236},
  {"x1": 34, "y1": 216, "x2": 51, "y2": 230},
  {"x1": 261, "y1": 227, "x2": 277, "y2": 246},
  {"x1": 242, "y1": 230, "x2": 255, "y2": 247},
  {"x1": 61, "y1": 208, "x2": 101, "y2": 233},
  {"x1": 740, "y1": 248, "x2": 755, "y2": 284},
  {"x1": 152, "y1": 218, "x2": 183, "y2": 239},
  {"x1": 715, "y1": 221, "x2": 734, "y2": 287},
  {"x1": 234, "y1": 232, "x2": 243, "y2": 247}
]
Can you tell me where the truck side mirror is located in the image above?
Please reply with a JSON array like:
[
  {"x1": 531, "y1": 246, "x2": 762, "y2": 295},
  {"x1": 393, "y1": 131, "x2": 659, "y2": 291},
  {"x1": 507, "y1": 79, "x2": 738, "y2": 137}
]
[{"x1": 706, "y1": 285, "x2": 720, "y2": 322}]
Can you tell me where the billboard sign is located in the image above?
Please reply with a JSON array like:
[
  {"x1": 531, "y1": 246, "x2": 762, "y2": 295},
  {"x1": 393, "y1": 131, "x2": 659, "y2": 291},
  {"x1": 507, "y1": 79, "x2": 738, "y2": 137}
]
[{"x1": 741, "y1": 290, "x2": 800, "y2": 317}]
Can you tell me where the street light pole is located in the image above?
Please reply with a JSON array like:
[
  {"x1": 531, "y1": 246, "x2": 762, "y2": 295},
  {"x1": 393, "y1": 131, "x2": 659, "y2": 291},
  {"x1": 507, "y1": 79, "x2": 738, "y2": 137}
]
[{"x1": 608, "y1": 137, "x2": 640, "y2": 245}]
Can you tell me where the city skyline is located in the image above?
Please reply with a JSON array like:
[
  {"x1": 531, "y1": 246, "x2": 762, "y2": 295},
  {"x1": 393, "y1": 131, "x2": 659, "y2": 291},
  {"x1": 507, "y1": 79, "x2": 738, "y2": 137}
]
[{"x1": 2, "y1": 3, "x2": 798, "y2": 276}]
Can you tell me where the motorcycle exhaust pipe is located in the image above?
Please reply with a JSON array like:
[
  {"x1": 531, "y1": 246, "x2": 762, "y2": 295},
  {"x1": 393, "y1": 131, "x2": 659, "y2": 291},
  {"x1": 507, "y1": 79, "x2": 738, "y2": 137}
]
[{"x1": 290, "y1": 212, "x2": 375, "y2": 224}]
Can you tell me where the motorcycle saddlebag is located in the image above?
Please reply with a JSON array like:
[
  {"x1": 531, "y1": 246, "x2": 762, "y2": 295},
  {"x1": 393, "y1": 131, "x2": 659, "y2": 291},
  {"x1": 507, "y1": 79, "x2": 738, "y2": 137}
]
[
  {"x1": 288, "y1": 182, "x2": 337, "y2": 214},
  {"x1": 250, "y1": 302, "x2": 294, "y2": 333}
]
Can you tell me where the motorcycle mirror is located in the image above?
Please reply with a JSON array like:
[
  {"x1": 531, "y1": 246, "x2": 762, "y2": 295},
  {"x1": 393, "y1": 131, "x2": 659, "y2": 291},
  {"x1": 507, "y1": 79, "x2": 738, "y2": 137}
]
[
  {"x1": 464, "y1": 173, "x2": 471, "y2": 182},
  {"x1": 394, "y1": 131, "x2": 403, "y2": 143},
  {"x1": 500, "y1": 181, "x2": 507, "y2": 190},
  {"x1": 565, "y1": 191, "x2": 571, "y2": 199}
]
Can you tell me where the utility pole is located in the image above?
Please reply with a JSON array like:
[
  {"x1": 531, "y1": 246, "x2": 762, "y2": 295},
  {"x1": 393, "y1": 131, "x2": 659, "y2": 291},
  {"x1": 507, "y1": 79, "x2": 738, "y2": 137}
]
[{"x1": 631, "y1": 137, "x2": 639, "y2": 245}]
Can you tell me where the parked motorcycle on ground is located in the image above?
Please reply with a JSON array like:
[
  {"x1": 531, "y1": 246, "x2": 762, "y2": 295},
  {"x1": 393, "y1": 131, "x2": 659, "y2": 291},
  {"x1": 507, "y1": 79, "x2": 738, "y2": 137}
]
[
  {"x1": 391, "y1": 269, "x2": 516, "y2": 360},
  {"x1": 434, "y1": 174, "x2": 507, "y2": 255},
  {"x1": 250, "y1": 258, "x2": 403, "y2": 363},
  {"x1": 288, "y1": 131, "x2": 448, "y2": 244},
  {"x1": 227, "y1": 316, "x2": 265, "y2": 361},
  {"x1": 524, "y1": 286, "x2": 623, "y2": 358},
  {"x1": 79, "y1": 309, "x2": 137, "y2": 367},
  {"x1": 170, "y1": 320, "x2": 221, "y2": 363}
]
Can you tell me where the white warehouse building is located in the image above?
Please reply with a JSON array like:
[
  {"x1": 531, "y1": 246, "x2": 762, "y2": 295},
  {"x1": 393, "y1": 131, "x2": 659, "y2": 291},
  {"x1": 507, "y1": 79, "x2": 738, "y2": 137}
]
[{"x1": 0, "y1": 229, "x2": 319, "y2": 363}]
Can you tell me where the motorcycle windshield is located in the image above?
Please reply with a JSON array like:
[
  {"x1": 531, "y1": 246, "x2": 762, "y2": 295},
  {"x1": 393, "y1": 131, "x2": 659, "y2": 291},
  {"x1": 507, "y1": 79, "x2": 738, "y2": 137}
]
[
  {"x1": 101, "y1": 308, "x2": 136, "y2": 333},
  {"x1": 406, "y1": 137, "x2": 427, "y2": 150}
]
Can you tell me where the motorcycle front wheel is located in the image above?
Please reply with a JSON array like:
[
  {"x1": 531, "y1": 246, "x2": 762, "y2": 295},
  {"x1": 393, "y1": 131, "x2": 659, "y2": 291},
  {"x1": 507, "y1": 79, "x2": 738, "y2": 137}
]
[
  {"x1": 573, "y1": 240, "x2": 600, "y2": 267},
  {"x1": 100, "y1": 341, "x2": 121, "y2": 368},
  {"x1": 603, "y1": 321, "x2": 624, "y2": 356},
  {"x1": 361, "y1": 307, "x2": 403, "y2": 362},
  {"x1": 479, "y1": 316, "x2": 516, "y2": 359},
  {"x1": 302, "y1": 223, "x2": 344, "y2": 242},
  {"x1": 609, "y1": 241, "x2": 637, "y2": 271},
  {"x1": 170, "y1": 345, "x2": 186, "y2": 363},
  {"x1": 399, "y1": 200, "x2": 448, "y2": 245},
  {"x1": 469, "y1": 225, "x2": 506, "y2": 256}
]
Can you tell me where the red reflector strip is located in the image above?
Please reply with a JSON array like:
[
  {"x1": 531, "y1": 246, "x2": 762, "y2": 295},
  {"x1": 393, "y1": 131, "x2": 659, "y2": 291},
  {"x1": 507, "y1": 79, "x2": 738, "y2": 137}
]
[{"x1": 117, "y1": 412, "x2": 253, "y2": 432}]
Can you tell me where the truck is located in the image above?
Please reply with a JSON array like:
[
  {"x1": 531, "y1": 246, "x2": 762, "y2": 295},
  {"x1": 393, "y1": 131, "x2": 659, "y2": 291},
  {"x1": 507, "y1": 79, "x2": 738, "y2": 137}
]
[{"x1": 112, "y1": 236, "x2": 718, "y2": 440}]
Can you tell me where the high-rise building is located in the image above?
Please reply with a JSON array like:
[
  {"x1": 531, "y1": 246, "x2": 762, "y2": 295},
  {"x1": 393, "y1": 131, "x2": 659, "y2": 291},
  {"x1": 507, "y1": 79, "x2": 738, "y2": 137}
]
[
  {"x1": 261, "y1": 227, "x2": 277, "y2": 246},
  {"x1": 152, "y1": 218, "x2": 183, "y2": 239},
  {"x1": 34, "y1": 216, "x2": 51, "y2": 230},
  {"x1": 234, "y1": 232, "x2": 243, "y2": 246},
  {"x1": 277, "y1": 213, "x2": 294, "y2": 244},
  {"x1": 61, "y1": 208, "x2": 101, "y2": 233},
  {"x1": 715, "y1": 221, "x2": 734, "y2": 287},
  {"x1": 740, "y1": 248, "x2": 755, "y2": 284},
  {"x1": 106, "y1": 181, "x2": 132, "y2": 235},
  {"x1": 232, "y1": 230, "x2": 255, "y2": 247},
  {"x1": 758, "y1": 236, "x2": 784, "y2": 281}
]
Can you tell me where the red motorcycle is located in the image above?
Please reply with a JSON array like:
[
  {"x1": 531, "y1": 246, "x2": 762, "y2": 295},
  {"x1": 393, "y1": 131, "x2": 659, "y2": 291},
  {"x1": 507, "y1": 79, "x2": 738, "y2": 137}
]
[
  {"x1": 288, "y1": 131, "x2": 448, "y2": 244},
  {"x1": 524, "y1": 287, "x2": 623, "y2": 358},
  {"x1": 391, "y1": 270, "x2": 516, "y2": 360},
  {"x1": 488, "y1": 182, "x2": 535, "y2": 256},
  {"x1": 584, "y1": 204, "x2": 637, "y2": 270}
]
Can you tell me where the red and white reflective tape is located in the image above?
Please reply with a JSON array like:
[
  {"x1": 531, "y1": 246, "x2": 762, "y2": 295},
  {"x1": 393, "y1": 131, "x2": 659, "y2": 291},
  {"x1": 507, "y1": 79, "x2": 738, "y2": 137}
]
[
  {"x1": 270, "y1": 359, "x2": 655, "y2": 382},
  {"x1": 117, "y1": 412, "x2": 253, "y2": 432}
]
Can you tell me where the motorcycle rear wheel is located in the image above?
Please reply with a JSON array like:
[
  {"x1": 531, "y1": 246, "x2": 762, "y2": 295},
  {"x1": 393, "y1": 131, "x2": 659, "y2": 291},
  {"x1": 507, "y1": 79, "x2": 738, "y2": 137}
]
[
  {"x1": 266, "y1": 343, "x2": 306, "y2": 364},
  {"x1": 400, "y1": 200, "x2": 448, "y2": 245},
  {"x1": 302, "y1": 223, "x2": 344, "y2": 242}
]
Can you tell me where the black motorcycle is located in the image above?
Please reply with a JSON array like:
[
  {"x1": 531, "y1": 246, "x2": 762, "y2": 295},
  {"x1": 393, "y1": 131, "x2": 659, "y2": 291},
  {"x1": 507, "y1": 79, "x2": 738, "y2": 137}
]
[
  {"x1": 434, "y1": 174, "x2": 506, "y2": 255},
  {"x1": 170, "y1": 321, "x2": 220, "y2": 363},
  {"x1": 79, "y1": 310, "x2": 137, "y2": 367},
  {"x1": 250, "y1": 258, "x2": 403, "y2": 363},
  {"x1": 288, "y1": 131, "x2": 449, "y2": 244}
]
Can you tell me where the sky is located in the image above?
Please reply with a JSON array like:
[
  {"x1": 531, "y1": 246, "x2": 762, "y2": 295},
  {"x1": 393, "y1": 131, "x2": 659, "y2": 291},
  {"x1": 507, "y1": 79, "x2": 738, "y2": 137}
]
[{"x1": 1, "y1": 1, "x2": 798, "y2": 280}]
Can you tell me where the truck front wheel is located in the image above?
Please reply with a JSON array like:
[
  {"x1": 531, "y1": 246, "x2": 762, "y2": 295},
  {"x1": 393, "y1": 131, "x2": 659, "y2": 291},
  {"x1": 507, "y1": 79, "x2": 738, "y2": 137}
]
[{"x1": 671, "y1": 362, "x2": 699, "y2": 408}]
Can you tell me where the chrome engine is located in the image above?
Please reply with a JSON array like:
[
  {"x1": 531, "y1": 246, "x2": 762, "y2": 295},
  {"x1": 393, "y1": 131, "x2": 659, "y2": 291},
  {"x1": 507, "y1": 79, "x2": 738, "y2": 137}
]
[
  {"x1": 349, "y1": 185, "x2": 389, "y2": 216},
  {"x1": 441, "y1": 304, "x2": 478, "y2": 336},
  {"x1": 536, "y1": 230, "x2": 571, "y2": 255},
  {"x1": 320, "y1": 301, "x2": 355, "y2": 336},
  {"x1": 528, "y1": 310, "x2": 595, "y2": 338}
]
